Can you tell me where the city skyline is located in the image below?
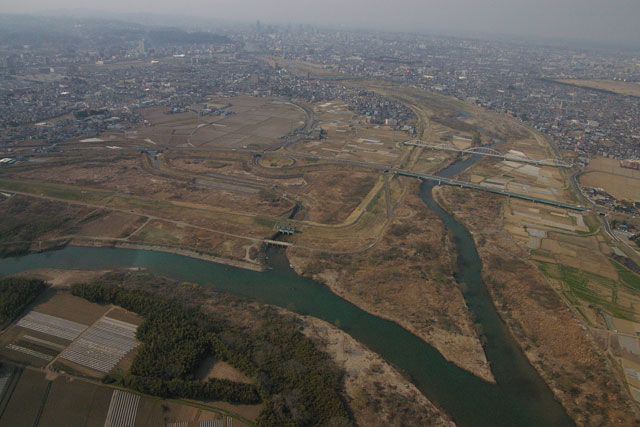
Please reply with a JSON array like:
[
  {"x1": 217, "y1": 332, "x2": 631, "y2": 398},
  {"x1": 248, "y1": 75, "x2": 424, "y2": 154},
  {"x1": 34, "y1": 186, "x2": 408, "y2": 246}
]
[{"x1": 1, "y1": 1, "x2": 640, "y2": 47}]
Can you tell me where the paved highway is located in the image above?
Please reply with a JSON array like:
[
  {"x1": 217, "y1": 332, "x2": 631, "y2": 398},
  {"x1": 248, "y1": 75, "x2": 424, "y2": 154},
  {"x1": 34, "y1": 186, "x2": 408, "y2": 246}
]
[{"x1": 15, "y1": 142, "x2": 587, "y2": 211}]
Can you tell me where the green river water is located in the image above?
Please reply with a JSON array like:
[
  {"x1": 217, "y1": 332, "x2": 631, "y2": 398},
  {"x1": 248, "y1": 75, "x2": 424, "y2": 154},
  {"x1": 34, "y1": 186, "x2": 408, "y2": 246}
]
[{"x1": 0, "y1": 156, "x2": 573, "y2": 426}]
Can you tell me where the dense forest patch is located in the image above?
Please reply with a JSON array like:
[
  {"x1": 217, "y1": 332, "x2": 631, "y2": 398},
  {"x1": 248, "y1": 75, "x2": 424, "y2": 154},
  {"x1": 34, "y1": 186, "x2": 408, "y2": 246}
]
[
  {"x1": 0, "y1": 277, "x2": 46, "y2": 328},
  {"x1": 71, "y1": 274, "x2": 351, "y2": 426}
]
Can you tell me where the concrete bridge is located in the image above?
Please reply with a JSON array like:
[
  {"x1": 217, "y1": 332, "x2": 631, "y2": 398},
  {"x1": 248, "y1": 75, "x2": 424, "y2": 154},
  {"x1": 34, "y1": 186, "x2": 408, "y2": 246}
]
[
  {"x1": 403, "y1": 140, "x2": 573, "y2": 168},
  {"x1": 394, "y1": 169, "x2": 587, "y2": 211}
]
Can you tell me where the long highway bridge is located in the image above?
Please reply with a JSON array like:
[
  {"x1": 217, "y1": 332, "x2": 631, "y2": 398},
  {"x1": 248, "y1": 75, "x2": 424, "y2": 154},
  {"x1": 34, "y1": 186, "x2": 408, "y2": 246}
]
[
  {"x1": 9, "y1": 141, "x2": 586, "y2": 212},
  {"x1": 403, "y1": 140, "x2": 573, "y2": 168},
  {"x1": 394, "y1": 169, "x2": 586, "y2": 211}
]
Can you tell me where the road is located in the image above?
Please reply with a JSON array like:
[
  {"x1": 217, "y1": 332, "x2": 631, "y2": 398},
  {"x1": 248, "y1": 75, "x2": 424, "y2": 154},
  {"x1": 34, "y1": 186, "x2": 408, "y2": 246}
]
[{"x1": 13, "y1": 142, "x2": 586, "y2": 212}]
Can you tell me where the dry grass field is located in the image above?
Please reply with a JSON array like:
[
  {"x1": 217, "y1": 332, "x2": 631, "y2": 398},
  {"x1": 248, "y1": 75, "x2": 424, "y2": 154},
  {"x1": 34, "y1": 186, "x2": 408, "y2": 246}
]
[
  {"x1": 555, "y1": 79, "x2": 640, "y2": 97},
  {"x1": 137, "y1": 95, "x2": 304, "y2": 150},
  {"x1": 580, "y1": 156, "x2": 640, "y2": 201}
]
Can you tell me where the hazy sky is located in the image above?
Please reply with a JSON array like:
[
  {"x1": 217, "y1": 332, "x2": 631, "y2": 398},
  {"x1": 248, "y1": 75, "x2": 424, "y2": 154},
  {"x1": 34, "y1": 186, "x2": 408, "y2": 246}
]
[{"x1": 2, "y1": 0, "x2": 640, "y2": 45}]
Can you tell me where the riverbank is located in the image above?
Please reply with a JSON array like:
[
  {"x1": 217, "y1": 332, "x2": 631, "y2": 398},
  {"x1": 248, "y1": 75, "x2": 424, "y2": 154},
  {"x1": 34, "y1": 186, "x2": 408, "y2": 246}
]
[
  {"x1": 434, "y1": 185, "x2": 639, "y2": 425},
  {"x1": 0, "y1": 243, "x2": 582, "y2": 426},
  {"x1": 294, "y1": 312, "x2": 455, "y2": 426},
  {"x1": 5, "y1": 264, "x2": 457, "y2": 425},
  {"x1": 288, "y1": 180, "x2": 495, "y2": 384},
  {"x1": 68, "y1": 239, "x2": 267, "y2": 272},
  {"x1": 12, "y1": 267, "x2": 114, "y2": 287},
  {"x1": 32, "y1": 268, "x2": 456, "y2": 425}
]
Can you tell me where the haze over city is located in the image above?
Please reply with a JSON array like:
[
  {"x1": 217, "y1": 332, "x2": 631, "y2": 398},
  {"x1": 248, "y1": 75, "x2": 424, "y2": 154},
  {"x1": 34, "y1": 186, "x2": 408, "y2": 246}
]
[
  {"x1": 1, "y1": 1, "x2": 640, "y2": 426},
  {"x1": 2, "y1": 0, "x2": 640, "y2": 45}
]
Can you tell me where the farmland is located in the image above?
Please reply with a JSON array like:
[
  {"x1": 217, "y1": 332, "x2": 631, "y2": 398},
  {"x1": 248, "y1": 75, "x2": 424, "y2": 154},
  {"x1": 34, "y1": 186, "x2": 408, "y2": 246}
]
[
  {"x1": 0, "y1": 269, "x2": 456, "y2": 426},
  {"x1": 580, "y1": 156, "x2": 640, "y2": 202},
  {"x1": 0, "y1": 281, "x2": 262, "y2": 426},
  {"x1": 0, "y1": 367, "x2": 247, "y2": 427}
]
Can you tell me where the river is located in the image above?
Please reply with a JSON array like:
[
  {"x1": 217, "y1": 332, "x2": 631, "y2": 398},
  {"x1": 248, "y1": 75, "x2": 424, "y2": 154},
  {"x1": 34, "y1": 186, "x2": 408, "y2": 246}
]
[{"x1": 0, "y1": 154, "x2": 573, "y2": 426}]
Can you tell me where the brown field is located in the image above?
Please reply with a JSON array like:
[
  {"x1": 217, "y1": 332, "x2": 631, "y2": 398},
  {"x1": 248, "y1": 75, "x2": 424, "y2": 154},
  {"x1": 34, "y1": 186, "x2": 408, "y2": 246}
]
[
  {"x1": 74, "y1": 211, "x2": 147, "y2": 239},
  {"x1": 0, "y1": 367, "x2": 251, "y2": 427},
  {"x1": 297, "y1": 170, "x2": 378, "y2": 224},
  {"x1": 106, "y1": 307, "x2": 143, "y2": 326},
  {"x1": 581, "y1": 157, "x2": 640, "y2": 201},
  {"x1": 27, "y1": 289, "x2": 108, "y2": 326},
  {"x1": 11, "y1": 155, "x2": 292, "y2": 218},
  {"x1": 0, "y1": 369, "x2": 50, "y2": 426},
  {"x1": 38, "y1": 376, "x2": 113, "y2": 427},
  {"x1": 137, "y1": 95, "x2": 304, "y2": 150},
  {"x1": 555, "y1": 79, "x2": 640, "y2": 97}
]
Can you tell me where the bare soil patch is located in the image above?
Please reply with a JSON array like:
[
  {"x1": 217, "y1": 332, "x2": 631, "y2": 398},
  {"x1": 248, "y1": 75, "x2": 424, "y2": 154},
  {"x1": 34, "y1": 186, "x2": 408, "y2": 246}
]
[
  {"x1": 195, "y1": 357, "x2": 252, "y2": 384},
  {"x1": 27, "y1": 289, "x2": 108, "y2": 326}
]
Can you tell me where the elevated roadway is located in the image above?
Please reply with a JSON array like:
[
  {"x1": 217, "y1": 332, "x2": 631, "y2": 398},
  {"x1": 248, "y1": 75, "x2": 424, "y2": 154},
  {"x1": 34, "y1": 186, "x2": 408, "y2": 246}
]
[
  {"x1": 403, "y1": 140, "x2": 573, "y2": 168},
  {"x1": 394, "y1": 169, "x2": 587, "y2": 211},
  {"x1": 13, "y1": 144, "x2": 585, "y2": 211}
]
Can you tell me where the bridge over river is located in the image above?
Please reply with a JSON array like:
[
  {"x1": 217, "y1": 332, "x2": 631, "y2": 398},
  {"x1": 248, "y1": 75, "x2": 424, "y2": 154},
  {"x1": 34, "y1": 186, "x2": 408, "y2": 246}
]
[
  {"x1": 403, "y1": 140, "x2": 573, "y2": 168},
  {"x1": 394, "y1": 169, "x2": 587, "y2": 211}
]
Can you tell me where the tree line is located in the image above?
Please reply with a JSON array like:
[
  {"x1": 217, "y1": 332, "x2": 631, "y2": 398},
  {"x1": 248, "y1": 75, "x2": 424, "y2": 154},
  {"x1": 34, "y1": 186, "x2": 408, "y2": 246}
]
[{"x1": 0, "y1": 277, "x2": 46, "y2": 328}]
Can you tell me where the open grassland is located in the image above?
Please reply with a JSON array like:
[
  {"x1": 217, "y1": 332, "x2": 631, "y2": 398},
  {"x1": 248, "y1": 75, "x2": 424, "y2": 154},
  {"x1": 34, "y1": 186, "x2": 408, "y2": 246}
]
[{"x1": 37, "y1": 376, "x2": 113, "y2": 427}]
